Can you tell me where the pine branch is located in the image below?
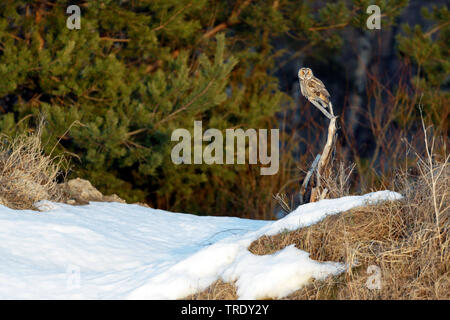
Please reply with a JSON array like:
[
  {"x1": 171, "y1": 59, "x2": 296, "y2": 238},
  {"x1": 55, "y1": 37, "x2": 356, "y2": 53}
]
[
  {"x1": 99, "y1": 37, "x2": 130, "y2": 42},
  {"x1": 155, "y1": 80, "x2": 215, "y2": 127},
  {"x1": 152, "y1": 3, "x2": 193, "y2": 32},
  {"x1": 202, "y1": 0, "x2": 252, "y2": 39}
]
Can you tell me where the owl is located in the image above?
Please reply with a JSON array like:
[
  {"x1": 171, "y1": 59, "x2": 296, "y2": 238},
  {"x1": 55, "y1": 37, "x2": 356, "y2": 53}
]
[{"x1": 298, "y1": 68, "x2": 331, "y2": 112}]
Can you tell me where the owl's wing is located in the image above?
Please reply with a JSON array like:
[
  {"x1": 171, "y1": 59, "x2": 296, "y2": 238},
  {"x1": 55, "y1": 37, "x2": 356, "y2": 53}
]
[
  {"x1": 309, "y1": 77, "x2": 330, "y2": 97},
  {"x1": 299, "y1": 80, "x2": 306, "y2": 97}
]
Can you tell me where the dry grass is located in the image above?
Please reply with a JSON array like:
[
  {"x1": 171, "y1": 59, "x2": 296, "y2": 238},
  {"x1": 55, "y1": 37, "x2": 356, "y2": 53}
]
[
  {"x1": 190, "y1": 153, "x2": 448, "y2": 299},
  {"x1": 0, "y1": 127, "x2": 65, "y2": 209},
  {"x1": 0, "y1": 113, "x2": 446, "y2": 299},
  {"x1": 320, "y1": 161, "x2": 356, "y2": 199},
  {"x1": 185, "y1": 280, "x2": 238, "y2": 300}
]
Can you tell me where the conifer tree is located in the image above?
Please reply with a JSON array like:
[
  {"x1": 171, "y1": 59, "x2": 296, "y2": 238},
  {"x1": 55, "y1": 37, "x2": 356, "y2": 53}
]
[{"x1": 1, "y1": 1, "x2": 444, "y2": 217}]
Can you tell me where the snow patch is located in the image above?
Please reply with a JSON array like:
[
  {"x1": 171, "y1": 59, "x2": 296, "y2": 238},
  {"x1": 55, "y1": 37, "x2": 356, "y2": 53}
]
[
  {"x1": 222, "y1": 245, "x2": 346, "y2": 300},
  {"x1": 34, "y1": 200, "x2": 62, "y2": 212},
  {"x1": 0, "y1": 190, "x2": 401, "y2": 299}
]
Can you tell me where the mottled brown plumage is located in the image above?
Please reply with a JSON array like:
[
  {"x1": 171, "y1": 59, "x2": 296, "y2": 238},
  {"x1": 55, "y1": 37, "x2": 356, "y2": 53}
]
[{"x1": 298, "y1": 68, "x2": 331, "y2": 111}]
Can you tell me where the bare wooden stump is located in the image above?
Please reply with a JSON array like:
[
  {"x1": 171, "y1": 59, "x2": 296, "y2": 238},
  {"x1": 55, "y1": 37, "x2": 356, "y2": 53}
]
[
  {"x1": 301, "y1": 101, "x2": 338, "y2": 203},
  {"x1": 310, "y1": 116, "x2": 337, "y2": 202}
]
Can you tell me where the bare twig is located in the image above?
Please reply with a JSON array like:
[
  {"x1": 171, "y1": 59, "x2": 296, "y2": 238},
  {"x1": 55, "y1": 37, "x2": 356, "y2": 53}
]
[
  {"x1": 299, "y1": 154, "x2": 320, "y2": 204},
  {"x1": 273, "y1": 193, "x2": 291, "y2": 213},
  {"x1": 419, "y1": 107, "x2": 446, "y2": 253},
  {"x1": 309, "y1": 100, "x2": 334, "y2": 120}
]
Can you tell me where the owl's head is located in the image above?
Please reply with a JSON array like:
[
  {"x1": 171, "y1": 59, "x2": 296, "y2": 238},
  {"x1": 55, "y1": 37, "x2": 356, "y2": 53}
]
[{"x1": 298, "y1": 68, "x2": 313, "y2": 80}]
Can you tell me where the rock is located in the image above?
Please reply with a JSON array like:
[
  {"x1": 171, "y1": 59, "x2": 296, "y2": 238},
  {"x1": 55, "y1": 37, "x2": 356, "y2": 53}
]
[
  {"x1": 103, "y1": 194, "x2": 126, "y2": 204},
  {"x1": 135, "y1": 202, "x2": 150, "y2": 208},
  {"x1": 64, "y1": 178, "x2": 104, "y2": 203},
  {"x1": 63, "y1": 178, "x2": 126, "y2": 204}
]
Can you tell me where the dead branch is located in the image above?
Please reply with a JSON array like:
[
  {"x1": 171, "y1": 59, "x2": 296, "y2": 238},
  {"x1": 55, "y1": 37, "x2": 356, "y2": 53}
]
[
  {"x1": 299, "y1": 153, "x2": 320, "y2": 204},
  {"x1": 309, "y1": 100, "x2": 334, "y2": 120},
  {"x1": 310, "y1": 116, "x2": 337, "y2": 202}
]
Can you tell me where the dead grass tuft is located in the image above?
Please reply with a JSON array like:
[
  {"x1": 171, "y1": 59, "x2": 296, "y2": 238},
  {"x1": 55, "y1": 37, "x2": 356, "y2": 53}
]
[
  {"x1": 190, "y1": 156, "x2": 448, "y2": 299},
  {"x1": 0, "y1": 127, "x2": 66, "y2": 209},
  {"x1": 255, "y1": 157, "x2": 448, "y2": 299},
  {"x1": 321, "y1": 161, "x2": 356, "y2": 199},
  {"x1": 185, "y1": 280, "x2": 238, "y2": 300}
]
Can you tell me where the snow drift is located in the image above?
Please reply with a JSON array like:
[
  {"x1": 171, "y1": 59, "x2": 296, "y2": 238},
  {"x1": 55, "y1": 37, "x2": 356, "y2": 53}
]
[{"x1": 0, "y1": 190, "x2": 401, "y2": 299}]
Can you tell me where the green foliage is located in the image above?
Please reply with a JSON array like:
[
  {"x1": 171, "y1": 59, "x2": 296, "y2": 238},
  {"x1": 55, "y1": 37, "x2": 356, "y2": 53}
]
[
  {"x1": 0, "y1": 1, "x2": 241, "y2": 208},
  {"x1": 1, "y1": 0, "x2": 442, "y2": 217},
  {"x1": 397, "y1": 4, "x2": 449, "y2": 128}
]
